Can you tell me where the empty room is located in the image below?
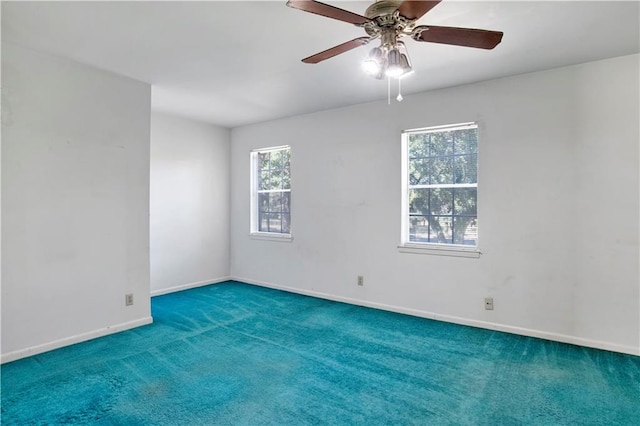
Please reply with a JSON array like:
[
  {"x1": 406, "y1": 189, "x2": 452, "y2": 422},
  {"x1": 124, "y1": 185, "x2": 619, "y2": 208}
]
[{"x1": 1, "y1": 0, "x2": 639, "y2": 424}]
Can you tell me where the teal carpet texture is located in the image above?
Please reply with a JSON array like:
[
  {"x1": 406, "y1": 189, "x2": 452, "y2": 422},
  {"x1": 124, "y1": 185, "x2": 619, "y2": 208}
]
[{"x1": 2, "y1": 282, "x2": 639, "y2": 425}]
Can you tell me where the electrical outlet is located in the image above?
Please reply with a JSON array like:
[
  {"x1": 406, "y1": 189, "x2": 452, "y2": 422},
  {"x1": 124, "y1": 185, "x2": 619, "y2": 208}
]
[
  {"x1": 484, "y1": 297, "x2": 494, "y2": 310},
  {"x1": 357, "y1": 276, "x2": 364, "y2": 286},
  {"x1": 125, "y1": 293, "x2": 134, "y2": 306}
]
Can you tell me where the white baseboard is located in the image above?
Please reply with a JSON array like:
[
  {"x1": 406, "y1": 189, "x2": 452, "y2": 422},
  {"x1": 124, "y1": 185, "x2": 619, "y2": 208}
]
[
  {"x1": 4, "y1": 279, "x2": 636, "y2": 363},
  {"x1": 150, "y1": 276, "x2": 231, "y2": 297},
  {"x1": 1, "y1": 316, "x2": 154, "y2": 364},
  {"x1": 233, "y1": 276, "x2": 640, "y2": 357}
]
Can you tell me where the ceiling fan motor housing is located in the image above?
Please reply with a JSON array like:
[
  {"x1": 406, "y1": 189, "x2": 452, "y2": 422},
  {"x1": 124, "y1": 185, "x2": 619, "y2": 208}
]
[
  {"x1": 364, "y1": 0, "x2": 403, "y2": 19},
  {"x1": 364, "y1": 0, "x2": 415, "y2": 38}
]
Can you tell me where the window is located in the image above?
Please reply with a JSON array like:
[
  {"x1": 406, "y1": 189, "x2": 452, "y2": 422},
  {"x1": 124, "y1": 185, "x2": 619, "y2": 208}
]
[
  {"x1": 401, "y1": 123, "x2": 478, "y2": 252},
  {"x1": 250, "y1": 146, "x2": 291, "y2": 239}
]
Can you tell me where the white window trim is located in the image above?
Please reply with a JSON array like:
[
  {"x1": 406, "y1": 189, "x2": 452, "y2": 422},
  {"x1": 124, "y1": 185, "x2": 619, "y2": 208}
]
[
  {"x1": 249, "y1": 232, "x2": 293, "y2": 242},
  {"x1": 250, "y1": 145, "x2": 292, "y2": 242},
  {"x1": 398, "y1": 243, "x2": 480, "y2": 258},
  {"x1": 399, "y1": 122, "x2": 481, "y2": 258}
]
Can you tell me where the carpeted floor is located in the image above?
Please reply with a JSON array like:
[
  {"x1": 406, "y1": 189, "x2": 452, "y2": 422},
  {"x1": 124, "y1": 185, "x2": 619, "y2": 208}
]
[{"x1": 2, "y1": 281, "x2": 639, "y2": 425}]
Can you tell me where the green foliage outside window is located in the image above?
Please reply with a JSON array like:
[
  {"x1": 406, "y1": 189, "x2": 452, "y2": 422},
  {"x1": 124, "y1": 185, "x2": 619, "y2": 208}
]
[
  {"x1": 407, "y1": 126, "x2": 478, "y2": 245},
  {"x1": 257, "y1": 148, "x2": 291, "y2": 234}
]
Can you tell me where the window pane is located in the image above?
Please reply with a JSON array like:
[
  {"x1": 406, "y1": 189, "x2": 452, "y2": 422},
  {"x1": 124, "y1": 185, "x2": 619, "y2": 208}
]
[
  {"x1": 268, "y1": 213, "x2": 282, "y2": 233},
  {"x1": 409, "y1": 215, "x2": 429, "y2": 242},
  {"x1": 258, "y1": 152, "x2": 271, "y2": 173},
  {"x1": 270, "y1": 168, "x2": 282, "y2": 190},
  {"x1": 259, "y1": 193, "x2": 269, "y2": 211},
  {"x1": 427, "y1": 216, "x2": 453, "y2": 244},
  {"x1": 429, "y1": 132, "x2": 453, "y2": 156},
  {"x1": 259, "y1": 171, "x2": 270, "y2": 190},
  {"x1": 269, "y1": 150, "x2": 282, "y2": 168},
  {"x1": 454, "y1": 188, "x2": 477, "y2": 216},
  {"x1": 429, "y1": 188, "x2": 453, "y2": 215},
  {"x1": 429, "y1": 157, "x2": 454, "y2": 185},
  {"x1": 269, "y1": 193, "x2": 283, "y2": 213},
  {"x1": 409, "y1": 188, "x2": 429, "y2": 215},
  {"x1": 281, "y1": 213, "x2": 291, "y2": 234},
  {"x1": 454, "y1": 129, "x2": 478, "y2": 154},
  {"x1": 409, "y1": 134, "x2": 429, "y2": 159},
  {"x1": 282, "y1": 192, "x2": 291, "y2": 213},
  {"x1": 282, "y1": 168, "x2": 291, "y2": 190},
  {"x1": 454, "y1": 154, "x2": 477, "y2": 184},
  {"x1": 453, "y1": 217, "x2": 478, "y2": 245},
  {"x1": 409, "y1": 159, "x2": 430, "y2": 185},
  {"x1": 260, "y1": 212, "x2": 288, "y2": 234},
  {"x1": 259, "y1": 211, "x2": 269, "y2": 232}
]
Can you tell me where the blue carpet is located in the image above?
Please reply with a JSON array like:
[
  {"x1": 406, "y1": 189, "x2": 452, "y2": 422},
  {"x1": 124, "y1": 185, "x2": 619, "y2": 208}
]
[{"x1": 2, "y1": 281, "x2": 639, "y2": 425}]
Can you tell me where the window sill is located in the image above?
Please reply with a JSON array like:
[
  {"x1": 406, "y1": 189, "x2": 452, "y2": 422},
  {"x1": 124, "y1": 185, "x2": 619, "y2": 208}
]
[
  {"x1": 250, "y1": 232, "x2": 293, "y2": 242},
  {"x1": 398, "y1": 243, "x2": 481, "y2": 258}
]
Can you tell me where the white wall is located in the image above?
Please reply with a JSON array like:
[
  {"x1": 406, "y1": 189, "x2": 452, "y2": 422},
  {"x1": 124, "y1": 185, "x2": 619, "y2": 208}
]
[
  {"x1": 1, "y1": 43, "x2": 152, "y2": 361},
  {"x1": 230, "y1": 54, "x2": 640, "y2": 355},
  {"x1": 150, "y1": 112, "x2": 230, "y2": 295}
]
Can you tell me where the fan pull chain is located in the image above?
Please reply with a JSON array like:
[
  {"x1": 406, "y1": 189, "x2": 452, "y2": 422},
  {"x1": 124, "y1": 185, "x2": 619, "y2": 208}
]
[{"x1": 386, "y1": 77, "x2": 404, "y2": 104}]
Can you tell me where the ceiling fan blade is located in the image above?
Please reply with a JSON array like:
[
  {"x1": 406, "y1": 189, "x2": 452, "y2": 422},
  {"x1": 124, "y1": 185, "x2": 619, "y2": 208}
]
[
  {"x1": 413, "y1": 25, "x2": 503, "y2": 49},
  {"x1": 286, "y1": 0, "x2": 370, "y2": 26},
  {"x1": 397, "y1": 1, "x2": 442, "y2": 20},
  {"x1": 302, "y1": 37, "x2": 372, "y2": 64}
]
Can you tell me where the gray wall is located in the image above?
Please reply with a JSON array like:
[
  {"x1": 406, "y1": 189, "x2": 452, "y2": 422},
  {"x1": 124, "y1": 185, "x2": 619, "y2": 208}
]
[
  {"x1": 1, "y1": 43, "x2": 152, "y2": 360},
  {"x1": 230, "y1": 54, "x2": 640, "y2": 355},
  {"x1": 150, "y1": 112, "x2": 230, "y2": 295}
]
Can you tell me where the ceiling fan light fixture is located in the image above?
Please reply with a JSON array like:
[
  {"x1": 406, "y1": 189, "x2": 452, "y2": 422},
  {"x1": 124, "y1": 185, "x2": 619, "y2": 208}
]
[
  {"x1": 362, "y1": 59, "x2": 380, "y2": 75},
  {"x1": 362, "y1": 46, "x2": 383, "y2": 75},
  {"x1": 385, "y1": 48, "x2": 403, "y2": 78},
  {"x1": 398, "y1": 53, "x2": 414, "y2": 79}
]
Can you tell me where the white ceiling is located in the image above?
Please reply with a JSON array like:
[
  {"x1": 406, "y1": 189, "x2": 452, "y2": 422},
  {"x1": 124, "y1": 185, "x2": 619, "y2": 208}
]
[{"x1": 2, "y1": 1, "x2": 639, "y2": 128}]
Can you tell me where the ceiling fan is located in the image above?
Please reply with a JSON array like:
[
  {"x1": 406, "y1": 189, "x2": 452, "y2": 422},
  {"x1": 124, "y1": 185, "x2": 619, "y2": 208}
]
[{"x1": 286, "y1": 0, "x2": 503, "y2": 79}]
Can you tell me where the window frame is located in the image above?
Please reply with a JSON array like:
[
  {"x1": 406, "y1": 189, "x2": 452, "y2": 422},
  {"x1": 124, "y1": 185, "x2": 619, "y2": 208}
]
[
  {"x1": 250, "y1": 145, "x2": 293, "y2": 242},
  {"x1": 399, "y1": 122, "x2": 480, "y2": 258}
]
